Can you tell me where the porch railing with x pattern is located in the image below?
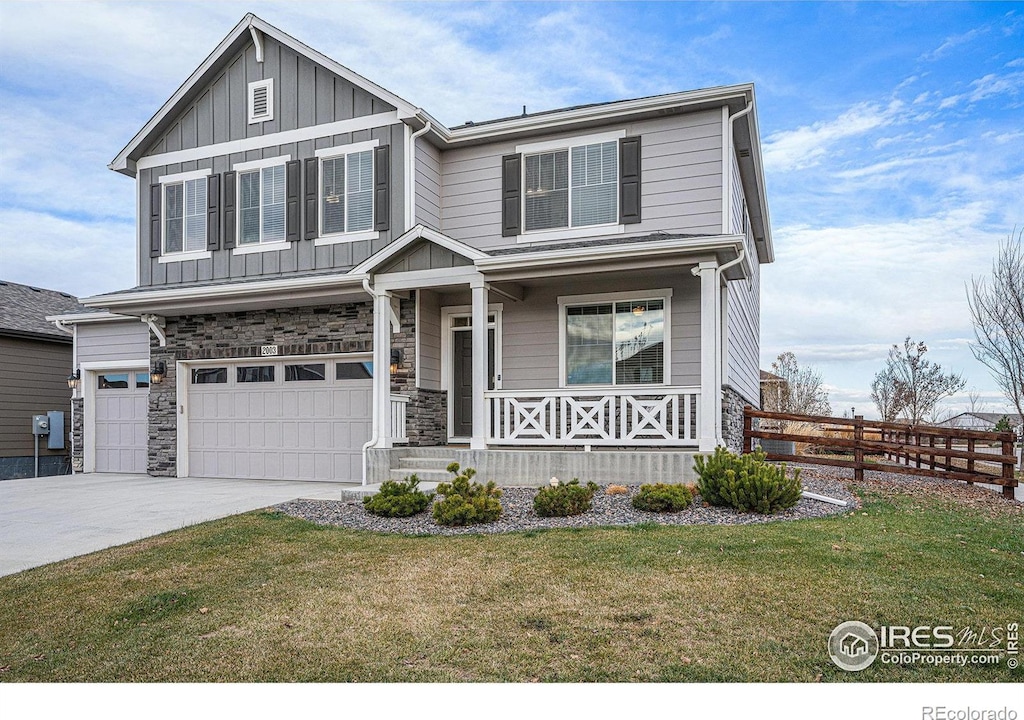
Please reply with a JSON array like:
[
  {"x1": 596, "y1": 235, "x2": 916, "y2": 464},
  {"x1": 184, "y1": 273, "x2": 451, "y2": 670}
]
[{"x1": 484, "y1": 387, "x2": 700, "y2": 447}]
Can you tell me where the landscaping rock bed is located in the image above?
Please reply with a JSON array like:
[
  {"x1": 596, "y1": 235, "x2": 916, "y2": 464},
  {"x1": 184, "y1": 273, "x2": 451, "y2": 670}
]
[{"x1": 274, "y1": 470, "x2": 857, "y2": 536}]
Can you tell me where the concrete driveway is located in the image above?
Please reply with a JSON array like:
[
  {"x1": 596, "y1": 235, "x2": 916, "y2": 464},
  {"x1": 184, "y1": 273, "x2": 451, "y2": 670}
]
[{"x1": 0, "y1": 473, "x2": 356, "y2": 577}]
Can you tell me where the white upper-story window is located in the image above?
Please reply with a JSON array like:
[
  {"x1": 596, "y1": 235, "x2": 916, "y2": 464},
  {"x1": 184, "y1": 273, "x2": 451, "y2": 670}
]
[
  {"x1": 234, "y1": 156, "x2": 289, "y2": 246},
  {"x1": 160, "y1": 169, "x2": 211, "y2": 255},
  {"x1": 525, "y1": 141, "x2": 618, "y2": 231},
  {"x1": 316, "y1": 139, "x2": 379, "y2": 240}
]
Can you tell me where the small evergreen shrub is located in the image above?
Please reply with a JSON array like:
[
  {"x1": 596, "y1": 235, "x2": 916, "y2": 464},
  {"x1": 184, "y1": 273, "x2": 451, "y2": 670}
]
[
  {"x1": 432, "y1": 463, "x2": 503, "y2": 526},
  {"x1": 694, "y1": 446, "x2": 802, "y2": 514},
  {"x1": 631, "y1": 483, "x2": 693, "y2": 513},
  {"x1": 363, "y1": 475, "x2": 433, "y2": 517},
  {"x1": 533, "y1": 478, "x2": 600, "y2": 517}
]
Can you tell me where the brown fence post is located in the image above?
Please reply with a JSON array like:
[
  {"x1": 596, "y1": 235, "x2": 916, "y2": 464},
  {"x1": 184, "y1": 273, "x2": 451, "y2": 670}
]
[
  {"x1": 1003, "y1": 435, "x2": 1015, "y2": 499},
  {"x1": 945, "y1": 436, "x2": 953, "y2": 471},
  {"x1": 928, "y1": 435, "x2": 935, "y2": 471},
  {"x1": 743, "y1": 406, "x2": 753, "y2": 454},
  {"x1": 854, "y1": 415, "x2": 864, "y2": 482},
  {"x1": 967, "y1": 437, "x2": 975, "y2": 480}
]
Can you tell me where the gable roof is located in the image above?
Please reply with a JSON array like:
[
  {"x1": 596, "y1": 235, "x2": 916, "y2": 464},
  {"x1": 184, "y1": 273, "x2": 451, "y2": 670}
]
[
  {"x1": 0, "y1": 280, "x2": 88, "y2": 342},
  {"x1": 351, "y1": 225, "x2": 488, "y2": 275},
  {"x1": 109, "y1": 13, "x2": 420, "y2": 176}
]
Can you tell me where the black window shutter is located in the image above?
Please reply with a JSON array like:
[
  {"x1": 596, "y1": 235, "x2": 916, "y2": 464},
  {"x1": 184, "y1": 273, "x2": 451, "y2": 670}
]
[
  {"x1": 149, "y1": 183, "x2": 162, "y2": 257},
  {"x1": 222, "y1": 171, "x2": 237, "y2": 249},
  {"x1": 619, "y1": 136, "x2": 641, "y2": 224},
  {"x1": 304, "y1": 157, "x2": 318, "y2": 240},
  {"x1": 501, "y1": 153, "x2": 521, "y2": 237},
  {"x1": 206, "y1": 174, "x2": 220, "y2": 251},
  {"x1": 373, "y1": 145, "x2": 390, "y2": 232},
  {"x1": 286, "y1": 159, "x2": 301, "y2": 242}
]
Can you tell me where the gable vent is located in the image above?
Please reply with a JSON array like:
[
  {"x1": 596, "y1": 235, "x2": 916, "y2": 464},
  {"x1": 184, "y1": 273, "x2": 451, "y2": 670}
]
[{"x1": 248, "y1": 79, "x2": 274, "y2": 124}]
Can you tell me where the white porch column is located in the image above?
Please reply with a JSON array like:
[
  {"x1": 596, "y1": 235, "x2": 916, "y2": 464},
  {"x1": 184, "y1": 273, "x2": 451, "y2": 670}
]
[
  {"x1": 470, "y1": 280, "x2": 488, "y2": 450},
  {"x1": 694, "y1": 261, "x2": 722, "y2": 451},
  {"x1": 373, "y1": 289, "x2": 392, "y2": 449}
]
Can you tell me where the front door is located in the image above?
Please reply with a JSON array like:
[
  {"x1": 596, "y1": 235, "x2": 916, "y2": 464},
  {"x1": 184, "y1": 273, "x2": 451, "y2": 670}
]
[{"x1": 452, "y1": 327, "x2": 495, "y2": 437}]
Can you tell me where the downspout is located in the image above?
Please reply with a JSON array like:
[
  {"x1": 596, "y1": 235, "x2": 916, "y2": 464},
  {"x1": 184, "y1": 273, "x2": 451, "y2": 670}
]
[
  {"x1": 406, "y1": 117, "x2": 432, "y2": 229},
  {"x1": 713, "y1": 246, "x2": 746, "y2": 446},
  {"x1": 724, "y1": 101, "x2": 753, "y2": 235},
  {"x1": 361, "y1": 276, "x2": 379, "y2": 485}
]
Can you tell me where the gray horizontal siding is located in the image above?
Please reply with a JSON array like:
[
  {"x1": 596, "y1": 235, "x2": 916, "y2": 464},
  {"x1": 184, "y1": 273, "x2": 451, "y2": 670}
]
[
  {"x1": 417, "y1": 289, "x2": 442, "y2": 390},
  {"x1": 415, "y1": 138, "x2": 441, "y2": 231},
  {"x1": 76, "y1": 321, "x2": 150, "y2": 365},
  {"x1": 144, "y1": 36, "x2": 396, "y2": 157},
  {"x1": 0, "y1": 337, "x2": 72, "y2": 457},
  {"x1": 439, "y1": 109, "x2": 724, "y2": 251},
  {"x1": 138, "y1": 123, "x2": 406, "y2": 287},
  {"x1": 499, "y1": 273, "x2": 700, "y2": 392},
  {"x1": 726, "y1": 257, "x2": 760, "y2": 406}
]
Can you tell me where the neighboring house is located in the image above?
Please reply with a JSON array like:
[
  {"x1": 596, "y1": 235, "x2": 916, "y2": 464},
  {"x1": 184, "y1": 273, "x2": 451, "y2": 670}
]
[
  {"x1": 52, "y1": 14, "x2": 774, "y2": 485},
  {"x1": 934, "y1": 412, "x2": 1023, "y2": 433},
  {"x1": 759, "y1": 369, "x2": 787, "y2": 410},
  {"x1": 0, "y1": 281, "x2": 88, "y2": 478}
]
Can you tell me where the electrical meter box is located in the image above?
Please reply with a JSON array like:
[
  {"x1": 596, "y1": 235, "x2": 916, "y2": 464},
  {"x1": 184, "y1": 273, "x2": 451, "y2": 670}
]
[
  {"x1": 32, "y1": 415, "x2": 50, "y2": 436},
  {"x1": 46, "y1": 410, "x2": 65, "y2": 450}
]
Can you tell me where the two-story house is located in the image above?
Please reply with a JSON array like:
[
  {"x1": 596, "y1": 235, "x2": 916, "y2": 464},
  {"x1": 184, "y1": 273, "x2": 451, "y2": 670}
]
[{"x1": 52, "y1": 14, "x2": 773, "y2": 485}]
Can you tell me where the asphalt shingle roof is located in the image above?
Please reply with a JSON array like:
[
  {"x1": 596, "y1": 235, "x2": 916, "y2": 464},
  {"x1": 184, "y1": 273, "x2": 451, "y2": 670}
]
[{"x1": 0, "y1": 280, "x2": 89, "y2": 341}]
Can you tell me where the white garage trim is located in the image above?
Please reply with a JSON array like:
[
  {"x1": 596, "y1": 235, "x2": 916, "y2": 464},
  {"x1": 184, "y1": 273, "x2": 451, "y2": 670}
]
[
  {"x1": 176, "y1": 352, "x2": 373, "y2": 479},
  {"x1": 80, "y1": 359, "x2": 149, "y2": 474}
]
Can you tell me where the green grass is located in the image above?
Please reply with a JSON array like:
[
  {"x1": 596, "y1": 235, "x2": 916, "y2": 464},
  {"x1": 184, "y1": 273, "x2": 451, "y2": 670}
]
[{"x1": 0, "y1": 486, "x2": 1020, "y2": 682}]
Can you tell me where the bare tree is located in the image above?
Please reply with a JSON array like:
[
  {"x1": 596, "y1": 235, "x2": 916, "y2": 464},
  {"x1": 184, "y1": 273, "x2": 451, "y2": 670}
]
[
  {"x1": 966, "y1": 387, "x2": 988, "y2": 415},
  {"x1": 870, "y1": 365, "x2": 906, "y2": 421},
  {"x1": 876, "y1": 338, "x2": 965, "y2": 424},
  {"x1": 762, "y1": 352, "x2": 832, "y2": 417},
  {"x1": 968, "y1": 229, "x2": 1024, "y2": 464}
]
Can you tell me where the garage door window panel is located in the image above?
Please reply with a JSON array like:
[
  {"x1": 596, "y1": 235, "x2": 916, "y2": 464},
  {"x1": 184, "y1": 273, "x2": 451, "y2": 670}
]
[
  {"x1": 237, "y1": 366, "x2": 275, "y2": 383},
  {"x1": 336, "y1": 361, "x2": 373, "y2": 380},
  {"x1": 193, "y1": 368, "x2": 227, "y2": 384},
  {"x1": 285, "y1": 363, "x2": 326, "y2": 381}
]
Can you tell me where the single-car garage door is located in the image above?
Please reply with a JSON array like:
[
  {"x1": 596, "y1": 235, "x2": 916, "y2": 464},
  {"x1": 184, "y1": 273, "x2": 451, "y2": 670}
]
[
  {"x1": 94, "y1": 370, "x2": 150, "y2": 473},
  {"x1": 187, "y1": 357, "x2": 372, "y2": 482}
]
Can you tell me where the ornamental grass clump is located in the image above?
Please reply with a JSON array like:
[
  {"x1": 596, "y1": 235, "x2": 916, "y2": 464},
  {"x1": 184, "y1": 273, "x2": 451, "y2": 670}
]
[
  {"x1": 694, "y1": 446, "x2": 802, "y2": 514},
  {"x1": 533, "y1": 478, "x2": 600, "y2": 517},
  {"x1": 363, "y1": 475, "x2": 434, "y2": 518},
  {"x1": 432, "y1": 463, "x2": 502, "y2": 526},
  {"x1": 631, "y1": 483, "x2": 693, "y2": 513}
]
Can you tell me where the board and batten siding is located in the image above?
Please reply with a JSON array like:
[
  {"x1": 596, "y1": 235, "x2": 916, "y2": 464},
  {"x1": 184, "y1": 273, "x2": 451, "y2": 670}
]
[
  {"x1": 76, "y1": 321, "x2": 151, "y2": 366},
  {"x1": 415, "y1": 137, "x2": 442, "y2": 231},
  {"x1": 0, "y1": 337, "x2": 72, "y2": 458},
  {"x1": 142, "y1": 37, "x2": 396, "y2": 156},
  {"x1": 138, "y1": 37, "x2": 405, "y2": 287},
  {"x1": 439, "y1": 109, "x2": 724, "y2": 252},
  {"x1": 490, "y1": 274, "x2": 701, "y2": 392}
]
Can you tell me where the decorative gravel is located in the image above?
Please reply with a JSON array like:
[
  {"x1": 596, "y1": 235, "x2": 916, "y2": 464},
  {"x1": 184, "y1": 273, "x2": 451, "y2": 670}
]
[{"x1": 273, "y1": 471, "x2": 858, "y2": 536}]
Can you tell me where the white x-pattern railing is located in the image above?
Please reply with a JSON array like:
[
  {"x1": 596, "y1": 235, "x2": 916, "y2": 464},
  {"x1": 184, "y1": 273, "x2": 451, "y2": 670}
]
[{"x1": 485, "y1": 387, "x2": 699, "y2": 447}]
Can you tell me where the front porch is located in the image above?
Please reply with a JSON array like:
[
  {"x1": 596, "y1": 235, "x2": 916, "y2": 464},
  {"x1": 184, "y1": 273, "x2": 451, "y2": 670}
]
[{"x1": 366, "y1": 445, "x2": 703, "y2": 486}]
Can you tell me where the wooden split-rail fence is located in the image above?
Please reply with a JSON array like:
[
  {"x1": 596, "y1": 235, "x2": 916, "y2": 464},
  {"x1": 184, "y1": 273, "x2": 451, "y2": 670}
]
[{"x1": 743, "y1": 407, "x2": 1019, "y2": 499}]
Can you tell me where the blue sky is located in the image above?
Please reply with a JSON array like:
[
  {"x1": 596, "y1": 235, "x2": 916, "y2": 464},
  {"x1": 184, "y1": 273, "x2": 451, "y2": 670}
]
[{"x1": 1, "y1": 1, "x2": 1021, "y2": 419}]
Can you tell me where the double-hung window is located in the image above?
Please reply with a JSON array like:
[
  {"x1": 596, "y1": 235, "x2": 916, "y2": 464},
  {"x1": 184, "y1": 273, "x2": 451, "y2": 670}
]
[
  {"x1": 316, "y1": 140, "x2": 378, "y2": 240},
  {"x1": 159, "y1": 169, "x2": 210, "y2": 256},
  {"x1": 239, "y1": 163, "x2": 286, "y2": 245},
  {"x1": 321, "y1": 151, "x2": 373, "y2": 235},
  {"x1": 525, "y1": 140, "x2": 617, "y2": 231},
  {"x1": 560, "y1": 291, "x2": 670, "y2": 386}
]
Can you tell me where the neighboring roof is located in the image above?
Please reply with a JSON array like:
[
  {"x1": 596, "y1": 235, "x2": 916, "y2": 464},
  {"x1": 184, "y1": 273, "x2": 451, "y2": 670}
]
[
  {"x1": 0, "y1": 280, "x2": 88, "y2": 342},
  {"x1": 760, "y1": 370, "x2": 786, "y2": 382},
  {"x1": 936, "y1": 412, "x2": 1023, "y2": 427}
]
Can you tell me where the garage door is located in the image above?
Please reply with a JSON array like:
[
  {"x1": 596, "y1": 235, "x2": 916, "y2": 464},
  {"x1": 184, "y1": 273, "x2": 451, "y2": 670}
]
[
  {"x1": 187, "y1": 358, "x2": 372, "y2": 481},
  {"x1": 94, "y1": 370, "x2": 149, "y2": 473}
]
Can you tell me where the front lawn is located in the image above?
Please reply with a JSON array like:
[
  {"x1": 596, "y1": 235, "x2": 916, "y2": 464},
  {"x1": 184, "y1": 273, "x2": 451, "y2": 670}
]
[{"x1": 0, "y1": 483, "x2": 1020, "y2": 682}]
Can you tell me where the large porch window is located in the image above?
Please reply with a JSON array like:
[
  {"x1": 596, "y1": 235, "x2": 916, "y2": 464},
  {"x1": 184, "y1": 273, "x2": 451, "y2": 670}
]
[{"x1": 561, "y1": 291, "x2": 670, "y2": 386}]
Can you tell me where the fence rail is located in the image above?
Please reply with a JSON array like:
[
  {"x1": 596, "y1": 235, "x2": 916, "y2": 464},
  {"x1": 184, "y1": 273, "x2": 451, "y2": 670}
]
[{"x1": 743, "y1": 406, "x2": 1018, "y2": 498}]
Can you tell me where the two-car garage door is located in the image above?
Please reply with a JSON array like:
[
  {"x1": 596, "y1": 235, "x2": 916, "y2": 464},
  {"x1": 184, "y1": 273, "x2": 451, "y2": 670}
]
[{"x1": 186, "y1": 357, "x2": 372, "y2": 482}]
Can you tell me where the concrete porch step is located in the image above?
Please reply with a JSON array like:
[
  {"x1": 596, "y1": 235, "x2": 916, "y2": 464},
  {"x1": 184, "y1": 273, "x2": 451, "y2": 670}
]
[
  {"x1": 391, "y1": 456, "x2": 453, "y2": 470},
  {"x1": 340, "y1": 481, "x2": 441, "y2": 501},
  {"x1": 388, "y1": 468, "x2": 452, "y2": 483}
]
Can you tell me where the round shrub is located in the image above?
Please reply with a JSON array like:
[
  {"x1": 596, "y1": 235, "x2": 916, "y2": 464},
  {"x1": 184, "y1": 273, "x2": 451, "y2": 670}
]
[
  {"x1": 363, "y1": 475, "x2": 433, "y2": 517},
  {"x1": 631, "y1": 483, "x2": 693, "y2": 513},
  {"x1": 694, "y1": 446, "x2": 802, "y2": 514},
  {"x1": 533, "y1": 478, "x2": 600, "y2": 517},
  {"x1": 432, "y1": 463, "x2": 502, "y2": 526}
]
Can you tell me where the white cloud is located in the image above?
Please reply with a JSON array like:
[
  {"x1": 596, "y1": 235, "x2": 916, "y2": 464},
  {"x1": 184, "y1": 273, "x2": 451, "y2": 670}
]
[{"x1": 762, "y1": 101, "x2": 902, "y2": 172}]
